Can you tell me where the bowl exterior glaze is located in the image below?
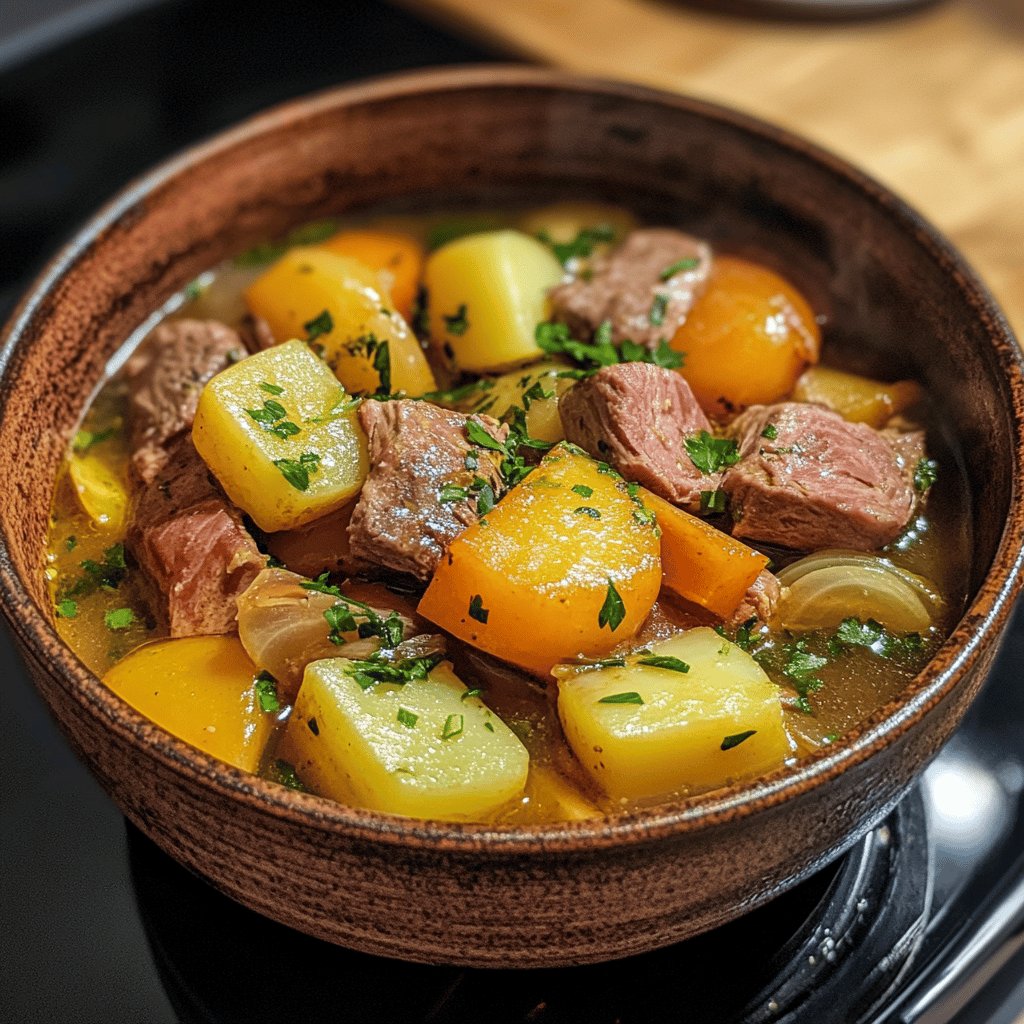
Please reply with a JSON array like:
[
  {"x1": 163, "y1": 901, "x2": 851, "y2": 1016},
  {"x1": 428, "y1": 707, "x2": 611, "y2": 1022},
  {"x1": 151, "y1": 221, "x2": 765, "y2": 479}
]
[{"x1": 1, "y1": 67, "x2": 1022, "y2": 967}]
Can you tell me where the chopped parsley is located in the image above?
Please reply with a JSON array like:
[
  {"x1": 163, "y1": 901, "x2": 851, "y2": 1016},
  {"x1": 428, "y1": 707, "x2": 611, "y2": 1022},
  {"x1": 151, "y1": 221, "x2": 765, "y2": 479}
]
[
  {"x1": 648, "y1": 293, "x2": 669, "y2": 327},
  {"x1": 247, "y1": 398, "x2": 300, "y2": 439},
  {"x1": 439, "y1": 483, "x2": 470, "y2": 503},
  {"x1": 304, "y1": 309, "x2": 334, "y2": 343},
  {"x1": 699, "y1": 489, "x2": 727, "y2": 514},
  {"x1": 828, "y1": 617, "x2": 925, "y2": 661},
  {"x1": 103, "y1": 607, "x2": 135, "y2": 631},
  {"x1": 637, "y1": 655, "x2": 690, "y2": 673},
  {"x1": 271, "y1": 759, "x2": 306, "y2": 791},
  {"x1": 721, "y1": 730, "x2": 757, "y2": 751},
  {"x1": 538, "y1": 223, "x2": 616, "y2": 266},
  {"x1": 462, "y1": 688, "x2": 484, "y2": 701},
  {"x1": 575, "y1": 506, "x2": 601, "y2": 518},
  {"x1": 72, "y1": 426, "x2": 117, "y2": 453},
  {"x1": 423, "y1": 378, "x2": 495, "y2": 406},
  {"x1": 441, "y1": 713, "x2": 465, "y2": 740},
  {"x1": 345, "y1": 651, "x2": 443, "y2": 690},
  {"x1": 535, "y1": 320, "x2": 682, "y2": 373},
  {"x1": 685, "y1": 431, "x2": 741, "y2": 475},
  {"x1": 475, "y1": 482, "x2": 495, "y2": 515},
  {"x1": 324, "y1": 604, "x2": 356, "y2": 644},
  {"x1": 397, "y1": 707, "x2": 418, "y2": 729},
  {"x1": 914, "y1": 458, "x2": 938, "y2": 492},
  {"x1": 572, "y1": 484, "x2": 594, "y2": 498},
  {"x1": 761, "y1": 423, "x2": 778, "y2": 440},
  {"x1": 55, "y1": 599, "x2": 78, "y2": 619},
  {"x1": 465, "y1": 419, "x2": 506, "y2": 453},
  {"x1": 62, "y1": 543, "x2": 127, "y2": 599},
  {"x1": 483, "y1": 721, "x2": 495, "y2": 733},
  {"x1": 468, "y1": 594, "x2": 489, "y2": 624},
  {"x1": 65, "y1": 536, "x2": 77, "y2": 552},
  {"x1": 273, "y1": 452, "x2": 321, "y2": 491},
  {"x1": 598, "y1": 579, "x2": 626, "y2": 632},
  {"x1": 254, "y1": 672, "x2": 281, "y2": 713},
  {"x1": 598, "y1": 691, "x2": 644, "y2": 705},
  {"x1": 259, "y1": 381, "x2": 285, "y2": 396},
  {"x1": 782, "y1": 640, "x2": 828, "y2": 714},
  {"x1": 659, "y1": 256, "x2": 701, "y2": 281},
  {"x1": 372, "y1": 339, "x2": 391, "y2": 395},
  {"x1": 442, "y1": 304, "x2": 470, "y2": 336}
]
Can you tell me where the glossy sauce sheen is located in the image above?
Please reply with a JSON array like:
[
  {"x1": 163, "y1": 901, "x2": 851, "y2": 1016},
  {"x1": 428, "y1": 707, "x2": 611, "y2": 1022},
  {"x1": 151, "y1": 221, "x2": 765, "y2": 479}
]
[{"x1": 45, "y1": 207, "x2": 973, "y2": 822}]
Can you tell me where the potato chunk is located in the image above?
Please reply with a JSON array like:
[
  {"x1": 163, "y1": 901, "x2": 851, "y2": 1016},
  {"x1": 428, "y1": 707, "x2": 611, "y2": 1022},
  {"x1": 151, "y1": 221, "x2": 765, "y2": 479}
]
[
  {"x1": 192, "y1": 340, "x2": 368, "y2": 532},
  {"x1": 418, "y1": 445, "x2": 661, "y2": 677},
  {"x1": 793, "y1": 365, "x2": 924, "y2": 429},
  {"x1": 557, "y1": 628, "x2": 790, "y2": 801},
  {"x1": 463, "y1": 361, "x2": 577, "y2": 444},
  {"x1": 102, "y1": 636, "x2": 276, "y2": 772},
  {"x1": 424, "y1": 230, "x2": 563, "y2": 371},
  {"x1": 277, "y1": 658, "x2": 529, "y2": 820},
  {"x1": 245, "y1": 247, "x2": 436, "y2": 397}
]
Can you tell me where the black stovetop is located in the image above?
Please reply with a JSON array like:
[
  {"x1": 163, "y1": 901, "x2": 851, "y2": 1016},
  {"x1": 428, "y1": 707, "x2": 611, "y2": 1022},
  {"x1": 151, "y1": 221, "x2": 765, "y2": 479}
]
[{"x1": 1, "y1": 3, "x2": 1022, "y2": 1022}]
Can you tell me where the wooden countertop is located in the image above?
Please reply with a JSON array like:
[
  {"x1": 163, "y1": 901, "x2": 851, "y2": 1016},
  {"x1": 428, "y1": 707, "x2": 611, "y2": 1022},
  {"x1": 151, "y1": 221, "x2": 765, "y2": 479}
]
[{"x1": 400, "y1": 0, "x2": 1023, "y2": 334}]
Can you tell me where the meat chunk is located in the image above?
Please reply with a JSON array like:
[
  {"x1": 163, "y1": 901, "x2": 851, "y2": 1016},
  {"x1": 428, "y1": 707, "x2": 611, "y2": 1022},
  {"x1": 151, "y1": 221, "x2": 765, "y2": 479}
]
[
  {"x1": 548, "y1": 228, "x2": 712, "y2": 348},
  {"x1": 722, "y1": 402, "x2": 916, "y2": 551},
  {"x1": 726, "y1": 569, "x2": 782, "y2": 628},
  {"x1": 348, "y1": 400, "x2": 508, "y2": 581},
  {"x1": 127, "y1": 318, "x2": 244, "y2": 484},
  {"x1": 128, "y1": 437, "x2": 265, "y2": 636},
  {"x1": 238, "y1": 313, "x2": 277, "y2": 354},
  {"x1": 558, "y1": 362, "x2": 719, "y2": 510}
]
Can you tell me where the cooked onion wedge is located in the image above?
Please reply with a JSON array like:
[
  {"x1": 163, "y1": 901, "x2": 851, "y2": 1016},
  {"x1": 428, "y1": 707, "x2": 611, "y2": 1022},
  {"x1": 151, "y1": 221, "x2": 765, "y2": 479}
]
[{"x1": 776, "y1": 550, "x2": 941, "y2": 633}]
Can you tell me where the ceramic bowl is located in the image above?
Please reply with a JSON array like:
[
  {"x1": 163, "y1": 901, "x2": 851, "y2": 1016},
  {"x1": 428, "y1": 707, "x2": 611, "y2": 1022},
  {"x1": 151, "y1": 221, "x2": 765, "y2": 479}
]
[{"x1": 1, "y1": 67, "x2": 1021, "y2": 967}]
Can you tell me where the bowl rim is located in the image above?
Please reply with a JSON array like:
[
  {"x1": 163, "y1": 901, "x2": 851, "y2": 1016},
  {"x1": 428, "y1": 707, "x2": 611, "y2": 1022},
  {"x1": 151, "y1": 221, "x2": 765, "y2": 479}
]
[{"x1": 2, "y1": 64, "x2": 1023, "y2": 854}]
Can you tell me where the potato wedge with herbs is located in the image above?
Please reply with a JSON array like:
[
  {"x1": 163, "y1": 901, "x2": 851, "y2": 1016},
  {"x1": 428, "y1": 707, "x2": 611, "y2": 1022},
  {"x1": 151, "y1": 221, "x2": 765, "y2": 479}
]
[
  {"x1": 418, "y1": 445, "x2": 662, "y2": 677},
  {"x1": 103, "y1": 636, "x2": 278, "y2": 772},
  {"x1": 424, "y1": 230, "x2": 563, "y2": 372},
  {"x1": 276, "y1": 657, "x2": 529, "y2": 819},
  {"x1": 245, "y1": 247, "x2": 436, "y2": 397},
  {"x1": 461, "y1": 360, "x2": 577, "y2": 443},
  {"x1": 192, "y1": 339, "x2": 368, "y2": 532},
  {"x1": 557, "y1": 628, "x2": 790, "y2": 801}
]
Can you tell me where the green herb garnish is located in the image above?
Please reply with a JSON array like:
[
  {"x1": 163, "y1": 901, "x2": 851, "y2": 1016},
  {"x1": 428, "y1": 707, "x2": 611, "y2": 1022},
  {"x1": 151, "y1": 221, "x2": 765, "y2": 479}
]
[
  {"x1": 700, "y1": 489, "x2": 728, "y2": 514},
  {"x1": 273, "y1": 452, "x2": 320, "y2": 491},
  {"x1": 260, "y1": 381, "x2": 285, "y2": 396},
  {"x1": 304, "y1": 309, "x2": 334, "y2": 343},
  {"x1": 571, "y1": 484, "x2": 594, "y2": 498},
  {"x1": 648, "y1": 293, "x2": 669, "y2": 327},
  {"x1": 598, "y1": 579, "x2": 626, "y2": 632},
  {"x1": 271, "y1": 759, "x2": 306, "y2": 791},
  {"x1": 397, "y1": 707, "x2": 418, "y2": 729},
  {"x1": 761, "y1": 424, "x2": 778, "y2": 440},
  {"x1": 914, "y1": 458, "x2": 938, "y2": 492},
  {"x1": 685, "y1": 431, "x2": 741, "y2": 475},
  {"x1": 442, "y1": 304, "x2": 470, "y2": 336},
  {"x1": 539, "y1": 223, "x2": 616, "y2": 266},
  {"x1": 637, "y1": 655, "x2": 690, "y2": 673},
  {"x1": 659, "y1": 256, "x2": 701, "y2": 281},
  {"x1": 104, "y1": 607, "x2": 135, "y2": 631},
  {"x1": 575, "y1": 506, "x2": 601, "y2": 519},
  {"x1": 468, "y1": 594, "x2": 489, "y2": 624},
  {"x1": 721, "y1": 730, "x2": 757, "y2": 751},
  {"x1": 254, "y1": 672, "x2": 281, "y2": 713},
  {"x1": 441, "y1": 713, "x2": 465, "y2": 740},
  {"x1": 56, "y1": 599, "x2": 78, "y2": 619},
  {"x1": 598, "y1": 691, "x2": 644, "y2": 705},
  {"x1": 72, "y1": 426, "x2": 117, "y2": 453}
]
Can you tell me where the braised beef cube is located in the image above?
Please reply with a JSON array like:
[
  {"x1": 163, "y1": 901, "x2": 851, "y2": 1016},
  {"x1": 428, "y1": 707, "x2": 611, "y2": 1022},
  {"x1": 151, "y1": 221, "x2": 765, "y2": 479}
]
[
  {"x1": 722, "y1": 402, "x2": 916, "y2": 551},
  {"x1": 127, "y1": 319, "x2": 244, "y2": 484},
  {"x1": 348, "y1": 400, "x2": 508, "y2": 581},
  {"x1": 128, "y1": 437, "x2": 265, "y2": 636},
  {"x1": 549, "y1": 228, "x2": 712, "y2": 348},
  {"x1": 558, "y1": 362, "x2": 719, "y2": 510}
]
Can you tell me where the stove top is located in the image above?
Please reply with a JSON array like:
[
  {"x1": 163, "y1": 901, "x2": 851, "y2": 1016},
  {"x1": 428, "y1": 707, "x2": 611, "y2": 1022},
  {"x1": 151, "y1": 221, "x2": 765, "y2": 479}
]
[{"x1": 1, "y1": 2, "x2": 1021, "y2": 1022}]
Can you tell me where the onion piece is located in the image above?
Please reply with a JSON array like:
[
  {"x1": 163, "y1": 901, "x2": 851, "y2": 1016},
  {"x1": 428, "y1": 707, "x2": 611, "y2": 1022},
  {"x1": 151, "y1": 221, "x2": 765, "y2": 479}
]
[
  {"x1": 236, "y1": 568, "x2": 422, "y2": 699},
  {"x1": 776, "y1": 550, "x2": 941, "y2": 633}
]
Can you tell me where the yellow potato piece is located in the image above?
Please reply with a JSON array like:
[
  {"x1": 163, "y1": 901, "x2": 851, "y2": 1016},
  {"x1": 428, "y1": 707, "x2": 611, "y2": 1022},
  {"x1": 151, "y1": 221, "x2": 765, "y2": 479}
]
[
  {"x1": 277, "y1": 659, "x2": 529, "y2": 820},
  {"x1": 793, "y1": 365, "x2": 924, "y2": 429},
  {"x1": 523, "y1": 764, "x2": 602, "y2": 821},
  {"x1": 192, "y1": 339, "x2": 368, "y2": 532},
  {"x1": 516, "y1": 201, "x2": 638, "y2": 254},
  {"x1": 418, "y1": 445, "x2": 662, "y2": 678},
  {"x1": 424, "y1": 230, "x2": 563, "y2": 372},
  {"x1": 468, "y1": 361, "x2": 577, "y2": 444},
  {"x1": 68, "y1": 453, "x2": 128, "y2": 532},
  {"x1": 557, "y1": 628, "x2": 791, "y2": 802},
  {"x1": 245, "y1": 247, "x2": 436, "y2": 397},
  {"x1": 102, "y1": 636, "x2": 276, "y2": 772}
]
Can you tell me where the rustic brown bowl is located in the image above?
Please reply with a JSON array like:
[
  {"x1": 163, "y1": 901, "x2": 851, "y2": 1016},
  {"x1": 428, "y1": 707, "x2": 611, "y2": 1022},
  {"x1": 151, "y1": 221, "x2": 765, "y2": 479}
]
[{"x1": 1, "y1": 67, "x2": 1022, "y2": 968}]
